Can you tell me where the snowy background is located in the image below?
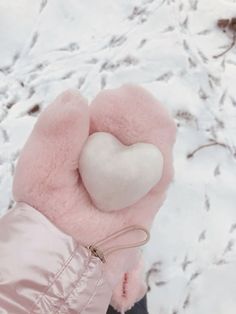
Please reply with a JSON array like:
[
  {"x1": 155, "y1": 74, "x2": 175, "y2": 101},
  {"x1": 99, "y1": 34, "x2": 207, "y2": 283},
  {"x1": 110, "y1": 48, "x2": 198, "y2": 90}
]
[{"x1": 0, "y1": 0, "x2": 236, "y2": 313}]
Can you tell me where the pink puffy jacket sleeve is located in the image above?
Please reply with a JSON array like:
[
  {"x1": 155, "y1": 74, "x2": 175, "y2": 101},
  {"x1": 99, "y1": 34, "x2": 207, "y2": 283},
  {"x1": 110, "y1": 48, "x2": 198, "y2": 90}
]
[{"x1": 0, "y1": 203, "x2": 112, "y2": 314}]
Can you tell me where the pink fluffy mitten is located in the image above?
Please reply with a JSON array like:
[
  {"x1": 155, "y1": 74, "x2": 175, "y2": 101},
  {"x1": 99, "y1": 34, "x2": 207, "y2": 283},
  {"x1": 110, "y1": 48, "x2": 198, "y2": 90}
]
[{"x1": 13, "y1": 85, "x2": 176, "y2": 312}]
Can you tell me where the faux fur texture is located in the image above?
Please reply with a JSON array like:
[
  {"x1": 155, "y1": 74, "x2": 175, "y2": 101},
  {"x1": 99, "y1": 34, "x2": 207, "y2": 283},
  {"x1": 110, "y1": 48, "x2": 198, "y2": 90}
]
[
  {"x1": 111, "y1": 257, "x2": 147, "y2": 313},
  {"x1": 13, "y1": 84, "x2": 176, "y2": 312}
]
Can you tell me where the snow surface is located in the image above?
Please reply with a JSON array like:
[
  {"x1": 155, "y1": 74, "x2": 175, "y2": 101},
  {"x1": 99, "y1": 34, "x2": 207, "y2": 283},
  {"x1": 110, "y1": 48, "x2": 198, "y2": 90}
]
[{"x1": 0, "y1": 0, "x2": 236, "y2": 313}]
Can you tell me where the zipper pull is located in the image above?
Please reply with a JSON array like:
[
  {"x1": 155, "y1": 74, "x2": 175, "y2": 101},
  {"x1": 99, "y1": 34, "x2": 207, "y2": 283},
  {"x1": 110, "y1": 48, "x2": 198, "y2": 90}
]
[{"x1": 88, "y1": 245, "x2": 106, "y2": 263}]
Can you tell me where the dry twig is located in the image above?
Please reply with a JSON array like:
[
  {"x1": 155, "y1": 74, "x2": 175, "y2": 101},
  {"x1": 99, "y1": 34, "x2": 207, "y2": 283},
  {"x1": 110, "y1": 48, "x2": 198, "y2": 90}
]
[
  {"x1": 187, "y1": 142, "x2": 228, "y2": 159},
  {"x1": 214, "y1": 18, "x2": 236, "y2": 58}
]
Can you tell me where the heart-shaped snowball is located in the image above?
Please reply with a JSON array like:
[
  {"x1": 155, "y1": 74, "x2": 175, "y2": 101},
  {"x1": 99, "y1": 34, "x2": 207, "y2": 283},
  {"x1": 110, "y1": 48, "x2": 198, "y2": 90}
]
[{"x1": 79, "y1": 132, "x2": 163, "y2": 211}]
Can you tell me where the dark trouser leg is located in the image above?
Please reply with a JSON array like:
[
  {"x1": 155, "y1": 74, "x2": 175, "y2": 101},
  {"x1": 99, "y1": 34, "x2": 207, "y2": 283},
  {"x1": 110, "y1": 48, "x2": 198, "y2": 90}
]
[{"x1": 106, "y1": 295, "x2": 149, "y2": 314}]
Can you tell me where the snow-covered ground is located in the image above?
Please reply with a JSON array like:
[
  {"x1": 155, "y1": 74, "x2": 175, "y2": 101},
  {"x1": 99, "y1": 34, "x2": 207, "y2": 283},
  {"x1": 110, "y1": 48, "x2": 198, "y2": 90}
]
[{"x1": 0, "y1": 0, "x2": 236, "y2": 313}]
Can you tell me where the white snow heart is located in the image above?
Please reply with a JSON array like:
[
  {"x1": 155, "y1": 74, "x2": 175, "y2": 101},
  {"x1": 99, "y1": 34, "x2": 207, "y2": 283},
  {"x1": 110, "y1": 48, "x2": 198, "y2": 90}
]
[{"x1": 78, "y1": 132, "x2": 164, "y2": 211}]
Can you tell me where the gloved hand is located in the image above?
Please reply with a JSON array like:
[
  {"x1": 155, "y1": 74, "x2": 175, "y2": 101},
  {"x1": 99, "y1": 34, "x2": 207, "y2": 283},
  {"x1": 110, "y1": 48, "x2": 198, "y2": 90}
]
[{"x1": 13, "y1": 85, "x2": 176, "y2": 312}]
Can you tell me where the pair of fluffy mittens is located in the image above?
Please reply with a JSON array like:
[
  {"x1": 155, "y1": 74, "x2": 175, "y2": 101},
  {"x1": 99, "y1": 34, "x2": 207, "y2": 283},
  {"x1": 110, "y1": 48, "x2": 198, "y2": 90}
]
[{"x1": 13, "y1": 85, "x2": 176, "y2": 312}]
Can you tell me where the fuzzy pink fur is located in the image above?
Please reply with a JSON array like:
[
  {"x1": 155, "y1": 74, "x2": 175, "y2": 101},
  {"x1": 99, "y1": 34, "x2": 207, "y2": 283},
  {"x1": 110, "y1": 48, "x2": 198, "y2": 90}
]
[
  {"x1": 111, "y1": 257, "x2": 147, "y2": 313},
  {"x1": 13, "y1": 85, "x2": 176, "y2": 312}
]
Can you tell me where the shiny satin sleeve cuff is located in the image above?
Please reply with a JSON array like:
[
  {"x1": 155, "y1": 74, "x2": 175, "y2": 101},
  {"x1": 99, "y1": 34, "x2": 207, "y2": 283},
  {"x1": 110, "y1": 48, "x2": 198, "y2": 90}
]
[{"x1": 0, "y1": 202, "x2": 112, "y2": 314}]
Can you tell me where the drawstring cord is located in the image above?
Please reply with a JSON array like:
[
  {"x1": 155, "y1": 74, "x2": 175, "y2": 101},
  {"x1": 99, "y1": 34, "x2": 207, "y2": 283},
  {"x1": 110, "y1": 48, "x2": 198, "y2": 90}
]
[{"x1": 87, "y1": 225, "x2": 150, "y2": 263}]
